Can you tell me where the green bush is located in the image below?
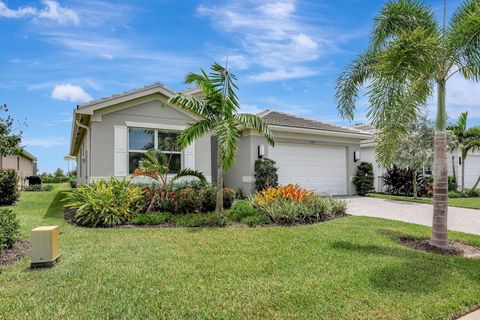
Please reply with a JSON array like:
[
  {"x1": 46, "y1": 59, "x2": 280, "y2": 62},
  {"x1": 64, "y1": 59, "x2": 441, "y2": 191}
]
[
  {"x1": 173, "y1": 213, "x2": 227, "y2": 227},
  {"x1": 448, "y1": 176, "x2": 457, "y2": 192},
  {"x1": 227, "y1": 200, "x2": 258, "y2": 222},
  {"x1": 448, "y1": 191, "x2": 464, "y2": 198},
  {"x1": 63, "y1": 178, "x2": 143, "y2": 227},
  {"x1": 255, "y1": 195, "x2": 347, "y2": 225},
  {"x1": 240, "y1": 214, "x2": 270, "y2": 227},
  {"x1": 0, "y1": 169, "x2": 19, "y2": 205},
  {"x1": 130, "y1": 212, "x2": 172, "y2": 225},
  {"x1": 24, "y1": 184, "x2": 53, "y2": 192},
  {"x1": 352, "y1": 162, "x2": 375, "y2": 196},
  {"x1": 69, "y1": 178, "x2": 77, "y2": 188},
  {"x1": 0, "y1": 208, "x2": 20, "y2": 250},
  {"x1": 465, "y1": 189, "x2": 480, "y2": 197},
  {"x1": 254, "y1": 158, "x2": 278, "y2": 191}
]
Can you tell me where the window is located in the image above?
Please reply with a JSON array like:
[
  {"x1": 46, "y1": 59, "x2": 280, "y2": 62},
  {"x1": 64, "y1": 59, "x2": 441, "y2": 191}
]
[{"x1": 128, "y1": 128, "x2": 181, "y2": 174}]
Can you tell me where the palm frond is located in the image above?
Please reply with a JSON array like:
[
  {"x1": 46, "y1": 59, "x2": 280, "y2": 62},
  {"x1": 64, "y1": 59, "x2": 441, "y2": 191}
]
[
  {"x1": 372, "y1": 0, "x2": 438, "y2": 49},
  {"x1": 178, "y1": 120, "x2": 212, "y2": 150},
  {"x1": 215, "y1": 120, "x2": 240, "y2": 171},
  {"x1": 336, "y1": 50, "x2": 377, "y2": 121},
  {"x1": 235, "y1": 113, "x2": 275, "y2": 146},
  {"x1": 170, "y1": 168, "x2": 207, "y2": 185},
  {"x1": 166, "y1": 93, "x2": 210, "y2": 119},
  {"x1": 446, "y1": 0, "x2": 480, "y2": 81},
  {"x1": 209, "y1": 62, "x2": 240, "y2": 112}
]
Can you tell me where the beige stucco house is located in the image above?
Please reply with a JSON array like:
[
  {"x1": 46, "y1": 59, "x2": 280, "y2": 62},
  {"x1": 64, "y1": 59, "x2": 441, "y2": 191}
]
[
  {"x1": 69, "y1": 83, "x2": 370, "y2": 195},
  {"x1": 0, "y1": 149, "x2": 37, "y2": 188}
]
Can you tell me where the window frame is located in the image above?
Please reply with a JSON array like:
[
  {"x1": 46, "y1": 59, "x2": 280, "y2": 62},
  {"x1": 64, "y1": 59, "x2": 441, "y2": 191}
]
[{"x1": 127, "y1": 127, "x2": 182, "y2": 175}]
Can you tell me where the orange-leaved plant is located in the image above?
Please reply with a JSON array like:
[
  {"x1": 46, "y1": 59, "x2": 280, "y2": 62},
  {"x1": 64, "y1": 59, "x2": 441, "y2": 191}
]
[{"x1": 252, "y1": 184, "x2": 313, "y2": 206}]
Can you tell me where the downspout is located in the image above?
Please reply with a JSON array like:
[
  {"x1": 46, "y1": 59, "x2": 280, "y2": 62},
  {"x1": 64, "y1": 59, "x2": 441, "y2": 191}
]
[{"x1": 76, "y1": 118, "x2": 91, "y2": 183}]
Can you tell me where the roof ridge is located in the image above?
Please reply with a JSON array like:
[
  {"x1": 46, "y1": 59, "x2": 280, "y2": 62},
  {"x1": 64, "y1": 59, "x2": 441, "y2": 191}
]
[
  {"x1": 77, "y1": 82, "x2": 173, "y2": 109},
  {"x1": 257, "y1": 109, "x2": 273, "y2": 117}
]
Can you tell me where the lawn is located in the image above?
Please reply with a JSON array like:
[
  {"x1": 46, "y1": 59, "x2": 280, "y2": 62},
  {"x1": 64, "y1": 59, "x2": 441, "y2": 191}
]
[
  {"x1": 2, "y1": 185, "x2": 480, "y2": 319},
  {"x1": 368, "y1": 192, "x2": 480, "y2": 210}
]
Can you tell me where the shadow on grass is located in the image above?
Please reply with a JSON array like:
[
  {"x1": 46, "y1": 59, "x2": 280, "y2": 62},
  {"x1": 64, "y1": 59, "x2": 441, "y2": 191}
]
[
  {"x1": 44, "y1": 190, "x2": 69, "y2": 219},
  {"x1": 330, "y1": 235, "x2": 480, "y2": 293}
]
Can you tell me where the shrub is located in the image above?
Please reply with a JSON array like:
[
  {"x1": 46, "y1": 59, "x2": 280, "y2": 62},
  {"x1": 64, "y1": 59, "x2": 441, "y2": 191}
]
[
  {"x1": 130, "y1": 212, "x2": 172, "y2": 225},
  {"x1": 448, "y1": 176, "x2": 457, "y2": 192},
  {"x1": 173, "y1": 212, "x2": 227, "y2": 227},
  {"x1": 465, "y1": 189, "x2": 480, "y2": 197},
  {"x1": 24, "y1": 184, "x2": 53, "y2": 192},
  {"x1": 197, "y1": 185, "x2": 236, "y2": 212},
  {"x1": 41, "y1": 175, "x2": 69, "y2": 183},
  {"x1": 254, "y1": 158, "x2": 278, "y2": 191},
  {"x1": 0, "y1": 208, "x2": 20, "y2": 250},
  {"x1": 254, "y1": 194, "x2": 347, "y2": 225},
  {"x1": 382, "y1": 165, "x2": 427, "y2": 196},
  {"x1": 63, "y1": 178, "x2": 143, "y2": 227},
  {"x1": 251, "y1": 184, "x2": 313, "y2": 206},
  {"x1": 0, "y1": 169, "x2": 19, "y2": 205},
  {"x1": 69, "y1": 178, "x2": 77, "y2": 188},
  {"x1": 352, "y1": 162, "x2": 375, "y2": 196},
  {"x1": 227, "y1": 200, "x2": 258, "y2": 222},
  {"x1": 241, "y1": 214, "x2": 270, "y2": 227},
  {"x1": 448, "y1": 191, "x2": 464, "y2": 198}
]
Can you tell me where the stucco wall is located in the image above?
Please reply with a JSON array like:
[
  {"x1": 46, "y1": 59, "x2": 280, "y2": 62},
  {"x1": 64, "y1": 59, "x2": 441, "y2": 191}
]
[
  {"x1": 88, "y1": 99, "x2": 211, "y2": 181},
  {"x1": 1, "y1": 154, "x2": 35, "y2": 187},
  {"x1": 360, "y1": 146, "x2": 386, "y2": 192},
  {"x1": 224, "y1": 129, "x2": 363, "y2": 196}
]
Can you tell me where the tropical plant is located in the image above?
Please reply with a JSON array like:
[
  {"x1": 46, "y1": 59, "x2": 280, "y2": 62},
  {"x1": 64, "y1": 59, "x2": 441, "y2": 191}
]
[
  {"x1": 0, "y1": 169, "x2": 19, "y2": 205},
  {"x1": 254, "y1": 158, "x2": 278, "y2": 191},
  {"x1": 133, "y1": 149, "x2": 206, "y2": 212},
  {"x1": 336, "y1": 0, "x2": 480, "y2": 248},
  {"x1": 395, "y1": 114, "x2": 435, "y2": 198},
  {"x1": 447, "y1": 111, "x2": 480, "y2": 192},
  {"x1": 0, "y1": 208, "x2": 20, "y2": 250},
  {"x1": 352, "y1": 162, "x2": 375, "y2": 196},
  {"x1": 251, "y1": 184, "x2": 314, "y2": 206},
  {"x1": 167, "y1": 62, "x2": 274, "y2": 212},
  {"x1": 227, "y1": 200, "x2": 258, "y2": 222},
  {"x1": 63, "y1": 178, "x2": 143, "y2": 227},
  {"x1": 383, "y1": 165, "x2": 428, "y2": 197}
]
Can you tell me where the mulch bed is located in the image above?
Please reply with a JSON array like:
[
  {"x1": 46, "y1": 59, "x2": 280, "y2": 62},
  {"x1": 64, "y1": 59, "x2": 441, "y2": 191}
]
[
  {"x1": 0, "y1": 240, "x2": 31, "y2": 265},
  {"x1": 400, "y1": 238, "x2": 480, "y2": 258}
]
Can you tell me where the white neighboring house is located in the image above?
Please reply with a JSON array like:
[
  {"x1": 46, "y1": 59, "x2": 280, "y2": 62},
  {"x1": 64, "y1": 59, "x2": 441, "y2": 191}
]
[
  {"x1": 0, "y1": 149, "x2": 38, "y2": 188},
  {"x1": 354, "y1": 124, "x2": 480, "y2": 192}
]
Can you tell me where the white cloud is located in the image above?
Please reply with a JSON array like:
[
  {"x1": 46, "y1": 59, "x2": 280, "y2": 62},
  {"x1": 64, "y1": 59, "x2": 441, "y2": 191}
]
[
  {"x1": 198, "y1": 0, "x2": 334, "y2": 82},
  {"x1": 51, "y1": 84, "x2": 92, "y2": 102},
  {"x1": 0, "y1": 0, "x2": 79, "y2": 25},
  {"x1": 23, "y1": 137, "x2": 66, "y2": 148}
]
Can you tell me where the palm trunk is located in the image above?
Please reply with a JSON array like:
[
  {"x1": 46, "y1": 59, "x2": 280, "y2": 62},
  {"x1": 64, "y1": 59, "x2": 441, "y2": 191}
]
[
  {"x1": 472, "y1": 175, "x2": 480, "y2": 190},
  {"x1": 215, "y1": 147, "x2": 224, "y2": 213},
  {"x1": 430, "y1": 79, "x2": 449, "y2": 248},
  {"x1": 413, "y1": 168, "x2": 417, "y2": 199},
  {"x1": 461, "y1": 155, "x2": 465, "y2": 192},
  {"x1": 451, "y1": 155, "x2": 456, "y2": 187}
]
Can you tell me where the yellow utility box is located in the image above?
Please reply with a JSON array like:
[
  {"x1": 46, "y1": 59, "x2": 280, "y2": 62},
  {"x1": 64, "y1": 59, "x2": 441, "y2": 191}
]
[{"x1": 31, "y1": 226, "x2": 60, "y2": 268}]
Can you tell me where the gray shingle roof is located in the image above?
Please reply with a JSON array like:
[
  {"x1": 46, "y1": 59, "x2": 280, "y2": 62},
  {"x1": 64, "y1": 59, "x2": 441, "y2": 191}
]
[{"x1": 258, "y1": 109, "x2": 368, "y2": 135}]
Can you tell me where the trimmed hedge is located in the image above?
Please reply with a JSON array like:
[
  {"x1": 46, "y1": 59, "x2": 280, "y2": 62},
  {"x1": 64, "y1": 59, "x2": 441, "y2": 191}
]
[
  {"x1": 0, "y1": 169, "x2": 19, "y2": 205},
  {"x1": 0, "y1": 208, "x2": 20, "y2": 250}
]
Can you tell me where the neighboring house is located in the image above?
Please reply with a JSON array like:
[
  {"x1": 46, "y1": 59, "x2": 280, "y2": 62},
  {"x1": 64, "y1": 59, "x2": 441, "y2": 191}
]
[
  {"x1": 354, "y1": 124, "x2": 480, "y2": 191},
  {"x1": 0, "y1": 149, "x2": 38, "y2": 188},
  {"x1": 69, "y1": 83, "x2": 370, "y2": 195}
]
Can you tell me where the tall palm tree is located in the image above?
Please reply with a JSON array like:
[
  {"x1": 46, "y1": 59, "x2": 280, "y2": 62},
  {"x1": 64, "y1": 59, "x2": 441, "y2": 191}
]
[
  {"x1": 336, "y1": 0, "x2": 480, "y2": 248},
  {"x1": 447, "y1": 111, "x2": 480, "y2": 192},
  {"x1": 167, "y1": 63, "x2": 274, "y2": 213}
]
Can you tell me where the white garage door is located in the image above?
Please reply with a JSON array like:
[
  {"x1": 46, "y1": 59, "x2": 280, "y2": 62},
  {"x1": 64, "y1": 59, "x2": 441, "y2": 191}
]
[
  {"x1": 269, "y1": 142, "x2": 347, "y2": 195},
  {"x1": 463, "y1": 154, "x2": 480, "y2": 188}
]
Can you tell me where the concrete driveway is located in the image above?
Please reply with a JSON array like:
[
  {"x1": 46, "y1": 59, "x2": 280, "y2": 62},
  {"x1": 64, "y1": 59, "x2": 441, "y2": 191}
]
[{"x1": 345, "y1": 196, "x2": 480, "y2": 235}]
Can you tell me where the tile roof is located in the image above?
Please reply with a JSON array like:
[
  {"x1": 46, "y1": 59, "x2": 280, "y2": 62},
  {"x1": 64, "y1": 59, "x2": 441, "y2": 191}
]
[{"x1": 258, "y1": 109, "x2": 368, "y2": 135}]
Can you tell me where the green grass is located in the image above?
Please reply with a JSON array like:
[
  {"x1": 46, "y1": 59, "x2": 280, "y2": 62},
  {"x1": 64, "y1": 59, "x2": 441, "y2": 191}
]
[
  {"x1": 2, "y1": 184, "x2": 480, "y2": 319},
  {"x1": 368, "y1": 192, "x2": 480, "y2": 210}
]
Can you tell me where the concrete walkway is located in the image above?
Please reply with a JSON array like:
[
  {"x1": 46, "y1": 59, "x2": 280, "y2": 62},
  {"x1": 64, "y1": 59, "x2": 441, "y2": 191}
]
[{"x1": 345, "y1": 196, "x2": 480, "y2": 235}]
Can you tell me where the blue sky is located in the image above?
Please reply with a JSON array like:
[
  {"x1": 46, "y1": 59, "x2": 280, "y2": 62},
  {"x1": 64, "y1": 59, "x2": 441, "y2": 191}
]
[{"x1": 1, "y1": 0, "x2": 478, "y2": 173}]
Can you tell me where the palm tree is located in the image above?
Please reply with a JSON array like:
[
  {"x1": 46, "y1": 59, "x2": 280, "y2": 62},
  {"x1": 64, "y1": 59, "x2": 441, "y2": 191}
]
[
  {"x1": 447, "y1": 111, "x2": 480, "y2": 192},
  {"x1": 134, "y1": 149, "x2": 207, "y2": 212},
  {"x1": 167, "y1": 63, "x2": 275, "y2": 212},
  {"x1": 336, "y1": 0, "x2": 480, "y2": 248}
]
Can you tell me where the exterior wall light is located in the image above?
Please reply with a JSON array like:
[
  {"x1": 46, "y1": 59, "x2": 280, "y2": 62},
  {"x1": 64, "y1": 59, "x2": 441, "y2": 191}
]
[
  {"x1": 353, "y1": 150, "x2": 360, "y2": 162},
  {"x1": 258, "y1": 144, "x2": 265, "y2": 159}
]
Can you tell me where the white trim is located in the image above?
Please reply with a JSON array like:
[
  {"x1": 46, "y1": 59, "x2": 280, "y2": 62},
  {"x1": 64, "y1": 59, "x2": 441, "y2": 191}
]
[
  {"x1": 267, "y1": 125, "x2": 371, "y2": 139},
  {"x1": 125, "y1": 121, "x2": 186, "y2": 131},
  {"x1": 114, "y1": 126, "x2": 128, "y2": 176}
]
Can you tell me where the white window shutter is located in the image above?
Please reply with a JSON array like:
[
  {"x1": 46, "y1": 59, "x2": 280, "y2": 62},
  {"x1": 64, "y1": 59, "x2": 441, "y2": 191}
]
[
  {"x1": 114, "y1": 126, "x2": 127, "y2": 176},
  {"x1": 184, "y1": 141, "x2": 195, "y2": 170}
]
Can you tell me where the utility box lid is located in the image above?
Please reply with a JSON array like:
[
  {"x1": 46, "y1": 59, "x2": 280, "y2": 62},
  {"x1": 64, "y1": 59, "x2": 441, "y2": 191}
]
[{"x1": 32, "y1": 226, "x2": 59, "y2": 232}]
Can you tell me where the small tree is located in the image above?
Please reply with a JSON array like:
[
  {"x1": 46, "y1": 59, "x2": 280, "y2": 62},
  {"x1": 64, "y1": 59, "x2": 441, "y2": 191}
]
[
  {"x1": 0, "y1": 104, "x2": 22, "y2": 158},
  {"x1": 254, "y1": 158, "x2": 278, "y2": 191},
  {"x1": 395, "y1": 114, "x2": 434, "y2": 198},
  {"x1": 352, "y1": 162, "x2": 375, "y2": 196}
]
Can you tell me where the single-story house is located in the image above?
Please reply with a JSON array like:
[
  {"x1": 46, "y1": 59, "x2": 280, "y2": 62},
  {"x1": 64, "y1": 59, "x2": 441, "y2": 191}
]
[
  {"x1": 69, "y1": 83, "x2": 370, "y2": 195},
  {"x1": 0, "y1": 149, "x2": 38, "y2": 188},
  {"x1": 354, "y1": 124, "x2": 480, "y2": 191}
]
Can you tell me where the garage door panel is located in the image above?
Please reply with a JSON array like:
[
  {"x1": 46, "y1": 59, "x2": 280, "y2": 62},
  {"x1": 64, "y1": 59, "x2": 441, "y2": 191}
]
[{"x1": 269, "y1": 143, "x2": 347, "y2": 195}]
